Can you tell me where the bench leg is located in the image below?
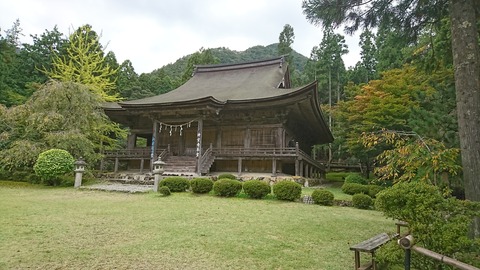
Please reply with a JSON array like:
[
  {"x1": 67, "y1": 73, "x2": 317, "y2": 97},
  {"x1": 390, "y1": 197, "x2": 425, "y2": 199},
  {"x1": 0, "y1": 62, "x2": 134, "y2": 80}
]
[
  {"x1": 371, "y1": 251, "x2": 376, "y2": 270},
  {"x1": 354, "y1": 251, "x2": 360, "y2": 269}
]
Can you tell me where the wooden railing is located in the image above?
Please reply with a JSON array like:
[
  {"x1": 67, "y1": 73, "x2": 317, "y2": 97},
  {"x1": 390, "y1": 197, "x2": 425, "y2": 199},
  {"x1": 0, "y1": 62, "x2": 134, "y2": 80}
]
[
  {"x1": 213, "y1": 147, "x2": 297, "y2": 157},
  {"x1": 104, "y1": 146, "x2": 326, "y2": 173},
  {"x1": 199, "y1": 144, "x2": 214, "y2": 174},
  {"x1": 297, "y1": 149, "x2": 325, "y2": 170},
  {"x1": 104, "y1": 148, "x2": 150, "y2": 158}
]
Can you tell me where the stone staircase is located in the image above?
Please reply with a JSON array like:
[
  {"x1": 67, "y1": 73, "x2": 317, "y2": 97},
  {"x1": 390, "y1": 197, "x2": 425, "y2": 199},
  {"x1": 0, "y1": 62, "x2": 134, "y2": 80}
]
[{"x1": 163, "y1": 155, "x2": 198, "y2": 177}]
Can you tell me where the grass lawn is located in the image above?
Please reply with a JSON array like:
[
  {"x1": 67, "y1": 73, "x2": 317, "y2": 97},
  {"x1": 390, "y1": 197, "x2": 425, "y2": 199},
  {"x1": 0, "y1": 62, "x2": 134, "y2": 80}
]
[
  {"x1": 302, "y1": 182, "x2": 352, "y2": 201},
  {"x1": 0, "y1": 183, "x2": 394, "y2": 270}
]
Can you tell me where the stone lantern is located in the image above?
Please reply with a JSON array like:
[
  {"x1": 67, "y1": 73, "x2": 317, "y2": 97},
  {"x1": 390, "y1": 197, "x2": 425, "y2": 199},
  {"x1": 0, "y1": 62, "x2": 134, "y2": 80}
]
[
  {"x1": 152, "y1": 157, "x2": 166, "y2": 192},
  {"x1": 74, "y1": 157, "x2": 87, "y2": 188}
]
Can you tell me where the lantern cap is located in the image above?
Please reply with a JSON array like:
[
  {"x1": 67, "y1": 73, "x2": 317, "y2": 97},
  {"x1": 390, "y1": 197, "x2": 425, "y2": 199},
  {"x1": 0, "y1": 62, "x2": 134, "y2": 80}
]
[
  {"x1": 153, "y1": 157, "x2": 166, "y2": 166},
  {"x1": 74, "y1": 157, "x2": 87, "y2": 166}
]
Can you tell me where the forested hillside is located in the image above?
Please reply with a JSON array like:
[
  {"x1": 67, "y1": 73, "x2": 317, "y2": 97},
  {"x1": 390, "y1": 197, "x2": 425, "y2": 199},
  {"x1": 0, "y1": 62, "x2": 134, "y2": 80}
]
[{"x1": 159, "y1": 44, "x2": 308, "y2": 79}]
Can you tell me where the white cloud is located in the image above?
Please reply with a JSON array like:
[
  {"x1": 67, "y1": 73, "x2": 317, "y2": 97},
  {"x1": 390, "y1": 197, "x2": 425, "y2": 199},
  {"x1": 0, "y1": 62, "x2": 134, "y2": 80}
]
[{"x1": 0, "y1": 0, "x2": 361, "y2": 74}]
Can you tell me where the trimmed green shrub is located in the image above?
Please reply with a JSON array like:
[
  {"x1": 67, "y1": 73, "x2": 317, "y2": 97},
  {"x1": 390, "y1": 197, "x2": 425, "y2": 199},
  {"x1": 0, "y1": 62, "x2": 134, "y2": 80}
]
[
  {"x1": 158, "y1": 186, "x2": 171, "y2": 196},
  {"x1": 190, "y1": 177, "x2": 214, "y2": 194},
  {"x1": 367, "y1": 185, "x2": 384, "y2": 198},
  {"x1": 352, "y1": 193, "x2": 373, "y2": 209},
  {"x1": 311, "y1": 189, "x2": 335, "y2": 206},
  {"x1": 273, "y1": 181, "x2": 302, "y2": 201},
  {"x1": 159, "y1": 176, "x2": 189, "y2": 192},
  {"x1": 217, "y1": 173, "x2": 236, "y2": 180},
  {"x1": 26, "y1": 173, "x2": 42, "y2": 184},
  {"x1": 344, "y1": 174, "x2": 368, "y2": 185},
  {"x1": 341, "y1": 182, "x2": 369, "y2": 195},
  {"x1": 12, "y1": 171, "x2": 30, "y2": 182},
  {"x1": 213, "y1": 179, "x2": 242, "y2": 197},
  {"x1": 243, "y1": 180, "x2": 271, "y2": 199},
  {"x1": 375, "y1": 182, "x2": 480, "y2": 269},
  {"x1": 33, "y1": 149, "x2": 74, "y2": 186}
]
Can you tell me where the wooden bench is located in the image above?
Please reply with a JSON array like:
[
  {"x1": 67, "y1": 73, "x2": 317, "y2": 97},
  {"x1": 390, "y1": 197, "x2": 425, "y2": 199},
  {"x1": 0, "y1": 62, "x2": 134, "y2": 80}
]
[{"x1": 350, "y1": 233, "x2": 391, "y2": 270}]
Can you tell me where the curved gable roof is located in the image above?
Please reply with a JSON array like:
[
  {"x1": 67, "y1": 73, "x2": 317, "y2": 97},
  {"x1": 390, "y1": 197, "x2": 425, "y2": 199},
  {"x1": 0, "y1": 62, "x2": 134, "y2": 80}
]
[{"x1": 120, "y1": 57, "x2": 291, "y2": 107}]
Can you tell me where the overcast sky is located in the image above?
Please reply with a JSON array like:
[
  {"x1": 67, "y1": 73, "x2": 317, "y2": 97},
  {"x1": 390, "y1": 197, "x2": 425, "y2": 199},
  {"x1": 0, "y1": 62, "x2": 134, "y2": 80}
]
[{"x1": 0, "y1": 0, "x2": 360, "y2": 74}]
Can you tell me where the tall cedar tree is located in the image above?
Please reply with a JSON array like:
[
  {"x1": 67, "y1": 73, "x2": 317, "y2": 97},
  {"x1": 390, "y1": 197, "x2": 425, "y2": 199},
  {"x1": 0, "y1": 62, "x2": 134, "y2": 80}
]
[
  {"x1": 278, "y1": 24, "x2": 297, "y2": 85},
  {"x1": 303, "y1": 0, "x2": 480, "y2": 237}
]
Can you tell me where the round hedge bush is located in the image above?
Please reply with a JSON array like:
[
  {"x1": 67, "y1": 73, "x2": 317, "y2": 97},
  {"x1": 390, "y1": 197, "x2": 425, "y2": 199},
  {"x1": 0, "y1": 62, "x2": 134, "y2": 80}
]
[
  {"x1": 33, "y1": 149, "x2": 75, "y2": 186},
  {"x1": 273, "y1": 181, "x2": 302, "y2": 201},
  {"x1": 213, "y1": 179, "x2": 243, "y2": 197},
  {"x1": 158, "y1": 186, "x2": 171, "y2": 196},
  {"x1": 190, "y1": 177, "x2": 214, "y2": 194},
  {"x1": 243, "y1": 180, "x2": 271, "y2": 199},
  {"x1": 367, "y1": 185, "x2": 384, "y2": 198},
  {"x1": 217, "y1": 173, "x2": 236, "y2": 180},
  {"x1": 311, "y1": 189, "x2": 335, "y2": 206},
  {"x1": 159, "y1": 176, "x2": 190, "y2": 192},
  {"x1": 344, "y1": 174, "x2": 368, "y2": 185},
  {"x1": 352, "y1": 193, "x2": 373, "y2": 209},
  {"x1": 341, "y1": 182, "x2": 369, "y2": 195}
]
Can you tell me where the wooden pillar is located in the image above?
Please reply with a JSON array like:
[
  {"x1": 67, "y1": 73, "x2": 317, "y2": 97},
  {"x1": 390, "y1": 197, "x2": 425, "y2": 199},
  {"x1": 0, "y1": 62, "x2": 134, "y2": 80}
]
[
  {"x1": 114, "y1": 157, "x2": 119, "y2": 173},
  {"x1": 295, "y1": 159, "x2": 299, "y2": 176},
  {"x1": 299, "y1": 160, "x2": 304, "y2": 177},
  {"x1": 244, "y1": 128, "x2": 251, "y2": 148},
  {"x1": 140, "y1": 159, "x2": 144, "y2": 174},
  {"x1": 272, "y1": 158, "x2": 277, "y2": 177},
  {"x1": 295, "y1": 142, "x2": 300, "y2": 176},
  {"x1": 127, "y1": 133, "x2": 136, "y2": 149},
  {"x1": 196, "y1": 119, "x2": 203, "y2": 174},
  {"x1": 151, "y1": 121, "x2": 158, "y2": 171},
  {"x1": 305, "y1": 164, "x2": 309, "y2": 178},
  {"x1": 277, "y1": 127, "x2": 283, "y2": 148},
  {"x1": 238, "y1": 157, "x2": 243, "y2": 176},
  {"x1": 216, "y1": 127, "x2": 222, "y2": 149}
]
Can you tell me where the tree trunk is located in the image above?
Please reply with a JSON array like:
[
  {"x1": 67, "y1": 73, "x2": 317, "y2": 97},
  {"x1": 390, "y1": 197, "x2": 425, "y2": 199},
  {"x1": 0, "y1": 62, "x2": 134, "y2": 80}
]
[
  {"x1": 328, "y1": 68, "x2": 332, "y2": 163},
  {"x1": 450, "y1": 0, "x2": 480, "y2": 238}
]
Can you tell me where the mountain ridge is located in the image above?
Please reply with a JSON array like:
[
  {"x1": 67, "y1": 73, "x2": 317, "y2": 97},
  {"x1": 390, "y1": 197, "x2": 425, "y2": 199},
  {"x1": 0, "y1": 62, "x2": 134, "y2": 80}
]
[{"x1": 148, "y1": 43, "x2": 309, "y2": 78}]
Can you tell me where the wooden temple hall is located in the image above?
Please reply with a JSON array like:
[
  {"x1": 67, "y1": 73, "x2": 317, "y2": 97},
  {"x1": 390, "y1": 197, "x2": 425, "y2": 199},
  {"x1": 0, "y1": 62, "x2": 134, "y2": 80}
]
[{"x1": 103, "y1": 57, "x2": 333, "y2": 178}]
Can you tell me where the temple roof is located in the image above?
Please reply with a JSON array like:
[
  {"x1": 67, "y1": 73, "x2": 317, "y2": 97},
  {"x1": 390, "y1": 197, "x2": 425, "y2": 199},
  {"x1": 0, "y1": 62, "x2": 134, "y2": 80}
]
[
  {"x1": 119, "y1": 57, "x2": 292, "y2": 107},
  {"x1": 105, "y1": 57, "x2": 333, "y2": 144}
]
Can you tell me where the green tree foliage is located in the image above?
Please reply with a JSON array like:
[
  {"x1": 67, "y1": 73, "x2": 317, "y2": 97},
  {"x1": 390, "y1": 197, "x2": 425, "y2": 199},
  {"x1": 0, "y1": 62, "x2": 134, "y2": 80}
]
[
  {"x1": 362, "y1": 130, "x2": 461, "y2": 186},
  {"x1": 43, "y1": 25, "x2": 119, "y2": 101},
  {"x1": 20, "y1": 26, "x2": 68, "y2": 89},
  {"x1": 314, "y1": 28, "x2": 348, "y2": 104},
  {"x1": 116, "y1": 59, "x2": 141, "y2": 99},
  {"x1": 33, "y1": 148, "x2": 74, "y2": 186},
  {"x1": 334, "y1": 66, "x2": 458, "y2": 177},
  {"x1": 181, "y1": 47, "x2": 219, "y2": 84},
  {"x1": 302, "y1": 0, "x2": 480, "y2": 238},
  {"x1": 137, "y1": 68, "x2": 177, "y2": 100},
  {"x1": 0, "y1": 22, "x2": 69, "y2": 106},
  {"x1": 278, "y1": 24, "x2": 294, "y2": 57},
  {"x1": 347, "y1": 29, "x2": 378, "y2": 84},
  {"x1": 0, "y1": 81, "x2": 125, "y2": 171},
  {"x1": 374, "y1": 21, "x2": 410, "y2": 73},
  {"x1": 277, "y1": 24, "x2": 300, "y2": 86},
  {"x1": 0, "y1": 20, "x2": 27, "y2": 106},
  {"x1": 376, "y1": 182, "x2": 480, "y2": 268}
]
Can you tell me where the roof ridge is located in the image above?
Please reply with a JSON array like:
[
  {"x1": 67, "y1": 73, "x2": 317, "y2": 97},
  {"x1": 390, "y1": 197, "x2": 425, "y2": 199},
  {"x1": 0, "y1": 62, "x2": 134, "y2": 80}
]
[{"x1": 195, "y1": 56, "x2": 286, "y2": 73}]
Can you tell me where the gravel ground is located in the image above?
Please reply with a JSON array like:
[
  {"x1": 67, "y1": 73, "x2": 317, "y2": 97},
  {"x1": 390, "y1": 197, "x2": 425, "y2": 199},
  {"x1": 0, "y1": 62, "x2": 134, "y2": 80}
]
[{"x1": 80, "y1": 183, "x2": 153, "y2": 193}]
